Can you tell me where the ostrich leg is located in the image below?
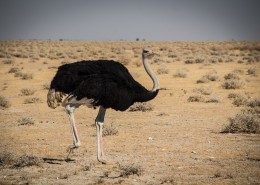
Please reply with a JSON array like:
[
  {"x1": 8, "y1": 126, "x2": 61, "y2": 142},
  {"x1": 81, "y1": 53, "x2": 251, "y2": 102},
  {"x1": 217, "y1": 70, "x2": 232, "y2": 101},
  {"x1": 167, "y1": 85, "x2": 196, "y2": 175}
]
[
  {"x1": 95, "y1": 106, "x2": 106, "y2": 163},
  {"x1": 65, "y1": 105, "x2": 81, "y2": 157}
]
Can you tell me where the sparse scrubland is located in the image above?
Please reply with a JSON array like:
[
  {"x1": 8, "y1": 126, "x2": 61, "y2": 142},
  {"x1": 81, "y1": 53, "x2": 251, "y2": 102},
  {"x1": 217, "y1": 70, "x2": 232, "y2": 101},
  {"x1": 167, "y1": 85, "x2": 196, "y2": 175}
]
[{"x1": 0, "y1": 40, "x2": 259, "y2": 184}]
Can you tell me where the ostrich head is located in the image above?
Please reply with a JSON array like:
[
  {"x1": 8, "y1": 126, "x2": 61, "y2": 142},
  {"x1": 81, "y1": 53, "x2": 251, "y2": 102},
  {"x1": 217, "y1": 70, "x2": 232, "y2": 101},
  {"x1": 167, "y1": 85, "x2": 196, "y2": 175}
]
[{"x1": 142, "y1": 48, "x2": 159, "y2": 59}]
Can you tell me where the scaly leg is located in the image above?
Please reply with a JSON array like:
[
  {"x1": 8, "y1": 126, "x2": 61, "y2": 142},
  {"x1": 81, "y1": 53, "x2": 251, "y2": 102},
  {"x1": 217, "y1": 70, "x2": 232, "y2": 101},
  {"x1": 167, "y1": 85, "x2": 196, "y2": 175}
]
[
  {"x1": 95, "y1": 106, "x2": 106, "y2": 163},
  {"x1": 65, "y1": 105, "x2": 81, "y2": 158}
]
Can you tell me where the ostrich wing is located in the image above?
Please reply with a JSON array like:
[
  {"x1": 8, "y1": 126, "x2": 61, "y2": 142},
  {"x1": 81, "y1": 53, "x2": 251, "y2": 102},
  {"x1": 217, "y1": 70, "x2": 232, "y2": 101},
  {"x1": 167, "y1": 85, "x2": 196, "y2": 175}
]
[{"x1": 72, "y1": 74, "x2": 136, "y2": 111}]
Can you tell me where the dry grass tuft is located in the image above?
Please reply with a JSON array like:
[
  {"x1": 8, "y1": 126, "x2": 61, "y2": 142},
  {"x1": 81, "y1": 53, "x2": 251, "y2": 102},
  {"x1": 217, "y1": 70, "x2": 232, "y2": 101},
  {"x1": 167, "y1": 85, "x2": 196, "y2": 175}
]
[
  {"x1": 21, "y1": 73, "x2": 33, "y2": 80},
  {"x1": 157, "y1": 66, "x2": 169, "y2": 74},
  {"x1": 0, "y1": 95, "x2": 11, "y2": 109},
  {"x1": 184, "y1": 59, "x2": 194, "y2": 64},
  {"x1": 18, "y1": 117, "x2": 35, "y2": 126},
  {"x1": 174, "y1": 69, "x2": 187, "y2": 78},
  {"x1": 103, "y1": 123, "x2": 118, "y2": 136},
  {"x1": 187, "y1": 95, "x2": 205, "y2": 102},
  {"x1": 14, "y1": 71, "x2": 34, "y2": 80},
  {"x1": 129, "y1": 102, "x2": 154, "y2": 112},
  {"x1": 119, "y1": 163, "x2": 143, "y2": 177},
  {"x1": 24, "y1": 97, "x2": 41, "y2": 104},
  {"x1": 193, "y1": 87, "x2": 213, "y2": 95},
  {"x1": 20, "y1": 88, "x2": 36, "y2": 96},
  {"x1": 205, "y1": 98, "x2": 220, "y2": 103},
  {"x1": 161, "y1": 177, "x2": 176, "y2": 184}
]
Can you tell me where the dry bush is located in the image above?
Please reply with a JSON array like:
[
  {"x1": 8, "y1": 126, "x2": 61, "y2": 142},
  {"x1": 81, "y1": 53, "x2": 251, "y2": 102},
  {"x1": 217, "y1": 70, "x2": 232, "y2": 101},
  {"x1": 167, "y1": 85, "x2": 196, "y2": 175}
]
[
  {"x1": 195, "y1": 58, "x2": 205, "y2": 63},
  {"x1": 196, "y1": 76, "x2": 210, "y2": 83},
  {"x1": 0, "y1": 152, "x2": 14, "y2": 167},
  {"x1": 8, "y1": 67, "x2": 20, "y2": 73},
  {"x1": 14, "y1": 71, "x2": 33, "y2": 80},
  {"x1": 161, "y1": 177, "x2": 175, "y2": 184},
  {"x1": 157, "y1": 66, "x2": 169, "y2": 74},
  {"x1": 205, "y1": 73, "x2": 219, "y2": 81},
  {"x1": 184, "y1": 59, "x2": 194, "y2": 64},
  {"x1": 187, "y1": 95, "x2": 205, "y2": 102},
  {"x1": 43, "y1": 83, "x2": 50, "y2": 90},
  {"x1": 0, "y1": 95, "x2": 11, "y2": 109},
  {"x1": 228, "y1": 92, "x2": 242, "y2": 99},
  {"x1": 197, "y1": 72, "x2": 218, "y2": 83},
  {"x1": 14, "y1": 155, "x2": 42, "y2": 168},
  {"x1": 232, "y1": 96, "x2": 248, "y2": 107},
  {"x1": 206, "y1": 98, "x2": 220, "y2": 103},
  {"x1": 174, "y1": 69, "x2": 187, "y2": 78},
  {"x1": 119, "y1": 163, "x2": 143, "y2": 177},
  {"x1": 21, "y1": 73, "x2": 33, "y2": 80},
  {"x1": 0, "y1": 152, "x2": 42, "y2": 168},
  {"x1": 168, "y1": 54, "x2": 178, "y2": 59},
  {"x1": 20, "y1": 88, "x2": 36, "y2": 96},
  {"x1": 222, "y1": 79, "x2": 245, "y2": 89},
  {"x1": 14, "y1": 71, "x2": 23, "y2": 78},
  {"x1": 18, "y1": 117, "x2": 35, "y2": 126},
  {"x1": 247, "y1": 98, "x2": 260, "y2": 108},
  {"x1": 224, "y1": 72, "x2": 240, "y2": 80},
  {"x1": 245, "y1": 57, "x2": 256, "y2": 64},
  {"x1": 247, "y1": 67, "x2": 257, "y2": 76},
  {"x1": 193, "y1": 87, "x2": 213, "y2": 95},
  {"x1": 129, "y1": 102, "x2": 154, "y2": 112},
  {"x1": 222, "y1": 109, "x2": 260, "y2": 134},
  {"x1": 24, "y1": 97, "x2": 41, "y2": 104},
  {"x1": 103, "y1": 123, "x2": 118, "y2": 136},
  {"x1": 2, "y1": 59, "x2": 15, "y2": 64}
]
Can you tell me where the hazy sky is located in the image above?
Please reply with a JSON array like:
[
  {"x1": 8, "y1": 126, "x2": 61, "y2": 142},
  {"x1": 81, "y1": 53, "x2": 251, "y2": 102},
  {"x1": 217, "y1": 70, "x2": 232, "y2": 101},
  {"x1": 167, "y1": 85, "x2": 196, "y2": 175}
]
[{"x1": 0, "y1": 0, "x2": 259, "y2": 41}]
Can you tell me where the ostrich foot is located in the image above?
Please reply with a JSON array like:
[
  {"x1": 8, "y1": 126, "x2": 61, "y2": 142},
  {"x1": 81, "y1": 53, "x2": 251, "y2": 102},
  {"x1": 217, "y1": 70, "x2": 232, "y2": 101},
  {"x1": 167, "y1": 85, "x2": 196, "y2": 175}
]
[
  {"x1": 66, "y1": 144, "x2": 80, "y2": 159},
  {"x1": 97, "y1": 157, "x2": 108, "y2": 164}
]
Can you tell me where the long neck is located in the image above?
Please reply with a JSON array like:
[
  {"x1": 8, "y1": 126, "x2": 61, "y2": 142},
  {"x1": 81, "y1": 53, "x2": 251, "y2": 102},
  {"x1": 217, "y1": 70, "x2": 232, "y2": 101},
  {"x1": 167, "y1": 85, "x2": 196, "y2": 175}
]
[
  {"x1": 142, "y1": 55, "x2": 160, "y2": 92},
  {"x1": 134, "y1": 55, "x2": 160, "y2": 103}
]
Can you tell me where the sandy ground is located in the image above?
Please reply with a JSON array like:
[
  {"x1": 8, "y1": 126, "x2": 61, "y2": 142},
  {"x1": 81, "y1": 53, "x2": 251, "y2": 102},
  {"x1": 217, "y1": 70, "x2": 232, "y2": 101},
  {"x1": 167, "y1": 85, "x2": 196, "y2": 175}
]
[{"x1": 0, "y1": 41, "x2": 259, "y2": 184}]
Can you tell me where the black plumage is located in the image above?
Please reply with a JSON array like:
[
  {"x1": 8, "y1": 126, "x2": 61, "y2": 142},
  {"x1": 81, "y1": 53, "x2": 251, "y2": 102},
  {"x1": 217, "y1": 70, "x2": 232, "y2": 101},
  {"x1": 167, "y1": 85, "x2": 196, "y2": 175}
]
[{"x1": 49, "y1": 60, "x2": 159, "y2": 111}]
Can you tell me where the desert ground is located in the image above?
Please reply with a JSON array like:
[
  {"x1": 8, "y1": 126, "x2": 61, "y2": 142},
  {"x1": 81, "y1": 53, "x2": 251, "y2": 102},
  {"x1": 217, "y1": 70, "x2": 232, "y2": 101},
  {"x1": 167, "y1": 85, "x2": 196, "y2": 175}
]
[{"x1": 0, "y1": 40, "x2": 259, "y2": 185}]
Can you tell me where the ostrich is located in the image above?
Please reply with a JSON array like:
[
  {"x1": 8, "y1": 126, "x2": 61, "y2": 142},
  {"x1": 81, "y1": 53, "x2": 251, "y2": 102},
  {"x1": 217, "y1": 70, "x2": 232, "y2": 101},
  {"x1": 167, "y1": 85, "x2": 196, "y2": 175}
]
[{"x1": 47, "y1": 48, "x2": 160, "y2": 163}]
